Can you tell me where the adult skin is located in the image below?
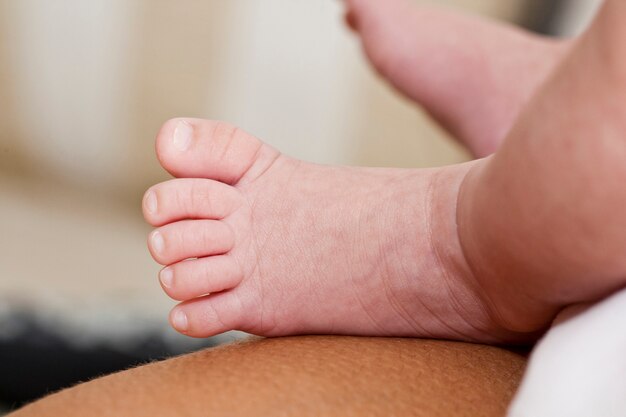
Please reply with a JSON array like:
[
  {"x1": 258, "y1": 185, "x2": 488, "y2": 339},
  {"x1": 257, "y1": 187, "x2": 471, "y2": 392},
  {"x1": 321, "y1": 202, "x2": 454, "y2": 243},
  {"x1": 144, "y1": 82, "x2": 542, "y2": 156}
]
[{"x1": 9, "y1": 336, "x2": 526, "y2": 417}]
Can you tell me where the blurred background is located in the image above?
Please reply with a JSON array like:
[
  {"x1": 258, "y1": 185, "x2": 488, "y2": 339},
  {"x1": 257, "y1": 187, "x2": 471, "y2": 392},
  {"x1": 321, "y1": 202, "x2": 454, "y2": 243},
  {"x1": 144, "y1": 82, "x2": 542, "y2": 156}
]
[{"x1": 0, "y1": 0, "x2": 602, "y2": 412}]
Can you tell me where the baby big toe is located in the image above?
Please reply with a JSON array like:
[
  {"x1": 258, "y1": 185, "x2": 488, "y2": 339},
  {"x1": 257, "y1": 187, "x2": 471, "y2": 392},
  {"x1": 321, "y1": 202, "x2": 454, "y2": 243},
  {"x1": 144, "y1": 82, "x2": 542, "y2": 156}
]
[{"x1": 155, "y1": 118, "x2": 279, "y2": 185}]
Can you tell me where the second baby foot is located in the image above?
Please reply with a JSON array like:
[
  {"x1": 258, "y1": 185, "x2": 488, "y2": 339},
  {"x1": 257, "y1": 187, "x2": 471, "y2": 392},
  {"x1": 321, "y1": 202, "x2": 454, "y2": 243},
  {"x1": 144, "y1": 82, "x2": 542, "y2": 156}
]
[{"x1": 346, "y1": 0, "x2": 571, "y2": 156}]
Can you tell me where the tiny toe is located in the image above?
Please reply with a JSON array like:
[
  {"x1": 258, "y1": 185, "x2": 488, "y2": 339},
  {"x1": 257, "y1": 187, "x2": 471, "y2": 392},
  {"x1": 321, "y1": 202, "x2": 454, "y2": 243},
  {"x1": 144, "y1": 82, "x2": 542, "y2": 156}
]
[
  {"x1": 148, "y1": 220, "x2": 234, "y2": 265},
  {"x1": 143, "y1": 178, "x2": 242, "y2": 227},
  {"x1": 170, "y1": 292, "x2": 244, "y2": 337},
  {"x1": 160, "y1": 256, "x2": 244, "y2": 301},
  {"x1": 155, "y1": 118, "x2": 279, "y2": 184},
  {"x1": 345, "y1": 0, "x2": 400, "y2": 28},
  {"x1": 346, "y1": 0, "x2": 415, "y2": 56}
]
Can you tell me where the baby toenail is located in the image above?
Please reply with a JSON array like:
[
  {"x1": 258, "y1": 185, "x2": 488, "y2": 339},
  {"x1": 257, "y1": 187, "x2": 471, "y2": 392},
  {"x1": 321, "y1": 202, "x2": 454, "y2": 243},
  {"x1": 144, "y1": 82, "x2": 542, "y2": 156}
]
[
  {"x1": 145, "y1": 191, "x2": 158, "y2": 214},
  {"x1": 160, "y1": 267, "x2": 174, "y2": 289},
  {"x1": 151, "y1": 231, "x2": 165, "y2": 254},
  {"x1": 173, "y1": 120, "x2": 193, "y2": 151},
  {"x1": 172, "y1": 309, "x2": 189, "y2": 333}
]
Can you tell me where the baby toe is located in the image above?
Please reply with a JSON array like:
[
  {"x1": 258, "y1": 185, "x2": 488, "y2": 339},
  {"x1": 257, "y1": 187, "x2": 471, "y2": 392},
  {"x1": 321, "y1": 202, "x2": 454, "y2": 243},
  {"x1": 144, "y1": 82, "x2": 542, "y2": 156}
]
[
  {"x1": 160, "y1": 255, "x2": 244, "y2": 301},
  {"x1": 155, "y1": 118, "x2": 279, "y2": 185},
  {"x1": 148, "y1": 220, "x2": 234, "y2": 265},
  {"x1": 143, "y1": 178, "x2": 242, "y2": 227},
  {"x1": 170, "y1": 292, "x2": 245, "y2": 337}
]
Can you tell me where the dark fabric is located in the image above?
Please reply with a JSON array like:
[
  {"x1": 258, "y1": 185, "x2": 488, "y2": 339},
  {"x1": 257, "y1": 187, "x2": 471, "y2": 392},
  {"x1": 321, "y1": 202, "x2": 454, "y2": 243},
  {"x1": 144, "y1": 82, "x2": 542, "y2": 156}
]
[{"x1": 0, "y1": 309, "x2": 219, "y2": 408}]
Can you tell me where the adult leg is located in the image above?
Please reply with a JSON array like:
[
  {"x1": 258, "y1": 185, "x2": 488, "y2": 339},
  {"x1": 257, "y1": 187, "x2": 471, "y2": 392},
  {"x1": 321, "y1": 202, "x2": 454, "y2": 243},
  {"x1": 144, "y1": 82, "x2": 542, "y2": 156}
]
[{"x1": 9, "y1": 336, "x2": 526, "y2": 417}]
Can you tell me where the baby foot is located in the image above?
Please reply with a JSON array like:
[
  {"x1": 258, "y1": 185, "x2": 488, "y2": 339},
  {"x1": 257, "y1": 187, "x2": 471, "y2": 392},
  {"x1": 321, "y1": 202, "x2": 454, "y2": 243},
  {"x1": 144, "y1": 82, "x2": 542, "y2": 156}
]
[
  {"x1": 345, "y1": 0, "x2": 571, "y2": 156},
  {"x1": 143, "y1": 118, "x2": 529, "y2": 342}
]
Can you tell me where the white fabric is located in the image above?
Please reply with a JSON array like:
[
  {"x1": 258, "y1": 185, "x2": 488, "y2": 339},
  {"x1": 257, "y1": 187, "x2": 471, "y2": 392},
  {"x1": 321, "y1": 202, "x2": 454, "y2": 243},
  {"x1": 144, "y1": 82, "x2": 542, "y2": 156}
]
[{"x1": 508, "y1": 288, "x2": 626, "y2": 417}]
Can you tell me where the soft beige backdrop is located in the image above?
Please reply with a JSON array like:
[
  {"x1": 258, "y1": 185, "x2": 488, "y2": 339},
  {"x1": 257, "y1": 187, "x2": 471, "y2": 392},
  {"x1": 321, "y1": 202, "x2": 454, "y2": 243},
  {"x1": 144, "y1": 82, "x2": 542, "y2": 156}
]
[{"x1": 0, "y1": 0, "x2": 598, "y2": 331}]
